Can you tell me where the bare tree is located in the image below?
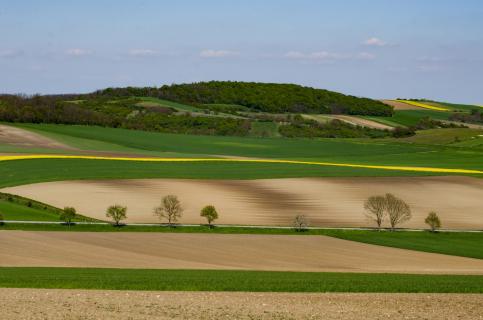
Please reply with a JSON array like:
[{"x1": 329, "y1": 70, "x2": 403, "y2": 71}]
[
  {"x1": 154, "y1": 195, "x2": 183, "y2": 226},
  {"x1": 293, "y1": 215, "x2": 309, "y2": 232},
  {"x1": 364, "y1": 195, "x2": 386, "y2": 230},
  {"x1": 200, "y1": 205, "x2": 219, "y2": 227},
  {"x1": 425, "y1": 211, "x2": 441, "y2": 232},
  {"x1": 106, "y1": 205, "x2": 127, "y2": 226},
  {"x1": 385, "y1": 193, "x2": 411, "y2": 230},
  {"x1": 60, "y1": 206, "x2": 76, "y2": 226}
]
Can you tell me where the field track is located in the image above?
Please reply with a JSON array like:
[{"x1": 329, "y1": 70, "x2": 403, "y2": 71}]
[
  {"x1": 1, "y1": 154, "x2": 482, "y2": 174},
  {"x1": 1, "y1": 231, "x2": 482, "y2": 274},
  {"x1": 0, "y1": 289, "x2": 481, "y2": 320}
]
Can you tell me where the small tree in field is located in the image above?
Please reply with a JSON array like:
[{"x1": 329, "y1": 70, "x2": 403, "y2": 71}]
[
  {"x1": 200, "y1": 205, "x2": 218, "y2": 227},
  {"x1": 385, "y1": 193, "x2": 411, "y2": 231},
  {"x1": 293, "y1": 215, "x2": 309, "y2": 232},
  {"x1": 0, "y1": 211, "x2": 4, "y2": 225},
  {"x1": 106, "y1": 205, "x2": 127, "y2": 226},
  {"x1": 154, "y1": 195, "x2": 183, "y2": 226},
  {"x1": 364, "y1": 195, "x2": 386, "y2": 230},
  {"x1": 425, "y1": 211, "x2": 441, "y2": 232},
  {"x1": 60, "y1": 207, "x2": 76, "y2": 225}
]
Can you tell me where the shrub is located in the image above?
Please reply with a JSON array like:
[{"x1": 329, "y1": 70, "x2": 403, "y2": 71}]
[
  {"x1": 425, "y1": 211, "x2": 442, "y2": 232},
  {"x1": 200, "y1": 205, "x2": 219, "y2": 227}
]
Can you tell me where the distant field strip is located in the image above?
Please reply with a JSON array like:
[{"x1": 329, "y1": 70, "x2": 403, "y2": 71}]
[
  {"x1": 1, "y1": 154, "x2": 482, "y2": 174},
  {"x1": 395, "y1": 100, "x2": 449, "y2": 111}
]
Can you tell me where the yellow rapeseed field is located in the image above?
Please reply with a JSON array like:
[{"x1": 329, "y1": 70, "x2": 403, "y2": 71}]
[
  {"x1": 0, "y1": 154, "x2": 481, "y2": 175},
  {"x1": 395, "y1": 100, "x2": 449, "y2": 111}
]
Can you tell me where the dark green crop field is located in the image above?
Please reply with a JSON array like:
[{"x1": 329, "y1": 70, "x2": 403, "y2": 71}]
[{"x1": 0, "y1": 267, "x2": 481, "y2": 293}]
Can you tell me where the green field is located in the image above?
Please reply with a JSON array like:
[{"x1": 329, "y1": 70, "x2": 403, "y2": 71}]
[
  {"x1": 0, "y1": 267, "x2": 481, "y2": 293},
  {"x1": 10, "y1": 124, "x2": 483, "y2": 172},
  {"x1": 0, "y1": 193, "x2": 96, "y2": 222}
]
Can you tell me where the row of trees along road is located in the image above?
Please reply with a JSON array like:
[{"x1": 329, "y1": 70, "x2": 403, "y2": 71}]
[
  {"x1": 54, "y1": 193, "x2": 441, "y2": 231},
  {"x1": 101, "y1": 195, "x2": 218, "y2": 227}
]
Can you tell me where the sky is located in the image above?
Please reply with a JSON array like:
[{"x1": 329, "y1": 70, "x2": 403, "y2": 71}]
[{"x1": 1, "y1": 0, "x2": 483, "y2": 103}]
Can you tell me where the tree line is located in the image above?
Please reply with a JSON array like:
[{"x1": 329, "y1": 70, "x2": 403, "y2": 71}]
[{"x1": 0, "y1": 94, "x2": 251, "y2": 136}]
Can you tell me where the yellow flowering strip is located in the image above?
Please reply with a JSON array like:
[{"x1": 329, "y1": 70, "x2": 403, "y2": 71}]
[
  {"x1": 395, "y1": 100, "x2": 449, "y2": 111},
  {"x1": 0, "y1": 154, "x2": 481, "y2": 175}
]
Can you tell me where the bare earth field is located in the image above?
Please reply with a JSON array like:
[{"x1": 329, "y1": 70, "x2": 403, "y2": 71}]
[
  {"x1": 0, "y1": 124, "x2": 74, "y2": 150},
  {"x1": 0, "y1": 289, "x2": 481, "y2": 320},
  {"x1": 3, "y1": 176, "x2": 482, "y2": 229},
  {"x1": 1, "y1": 231, "x2": 482, "y2": 273},
  {"x1": 381, "y1": 100, "x2": 421, "y2": 110}
]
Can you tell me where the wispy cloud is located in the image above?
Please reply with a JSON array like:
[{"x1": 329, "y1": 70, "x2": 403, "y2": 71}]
[
  {"x1": 65, "y1": 48, "x2": 93, "y2": 56},
  {"x1": 363, "y1": 37, "x2": 387, "y2": 47},
  {"x1": 200, "y1": 49, "x2": 239, "y2": 58},
  {"x1": 128, "y1": 49, "x2": 159, "y2": 57}
]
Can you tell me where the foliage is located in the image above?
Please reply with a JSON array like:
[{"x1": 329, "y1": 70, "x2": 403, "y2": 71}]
[
  {"x1": 154, "y1": 195, "x2": 183, "y2": 226},
  {"x1": 385, "y1": 193, "x2": 412, "y2": 230},
  {"x1": 364, "y1": 196, "x2": 386, "y2": 229},
  {"x1": 60, "y1": 207, "x2": 76, "y2": 225},
  {"x1": 293, "y1": 215, "x2": 309, "y2": 232},
  {"x1": 200, "y1": 205, "x2": 219, "y2": 226},
  {"x1": 449, "y1": 109, "x2": 483, "y2": 124},
  {"x1": 106, "y1": 205, "x2": 127, "y2": 226},
  {"x1": 425, "y1": 212, "x2": 442, "y2": 232}
]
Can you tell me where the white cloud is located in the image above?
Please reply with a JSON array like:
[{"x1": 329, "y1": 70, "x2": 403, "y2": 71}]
[
  {"x1": 65, "y1": 48, "x2": 93, "y2": 56},
  {"x1": 200, "y1": 49, "x2": 239, "y2": 58},
  {"x1": 364, "y1": 37, "x2": 387, "y2": 47},
  {"x1": 128, "y1": 49, "x2": 159, "y2": 57}
]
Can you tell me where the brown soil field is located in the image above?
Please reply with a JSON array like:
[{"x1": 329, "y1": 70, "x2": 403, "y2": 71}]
[
  {"x1": 1, "y1": 231, "x2": 483, "y2": 273},
  {"x1": 381, "y1": 100, "x2": 421, "y2": 110},
  {"x1": 329, "y1": 115, "x2": 395, "y2": 130},
  {"x1": 0, "y1": 124, "x2": 74, "y2": 150},
  {"x1": 3, "y1": 176, "x2": 482, "y2": 229},
  {"x1": 0, "y1": 289, "x2": 481, "y2": 320}
]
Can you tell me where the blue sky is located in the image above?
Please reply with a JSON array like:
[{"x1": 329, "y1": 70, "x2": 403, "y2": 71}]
[{"x1": 1, "y1": 0, "x2": 482, "y2": 103}]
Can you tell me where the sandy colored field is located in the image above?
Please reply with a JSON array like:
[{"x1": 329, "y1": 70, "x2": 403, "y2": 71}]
[
  {"x1": 1, "y1": 231, "x2": 483, "y2": 273},
  {"x1": 381, "y1": 99, "x2": 421, "y2": 110},
  {"x1": 0, "y1": 124, "x2": 74, "y2": 150},
  {"x1": 329, "y1": 114, "x2": 395, "y2": 130},
  {"x1": 1, "y1": 289, "x2": 481, "y2": 320},
  {"x1": 3, "y1": 176, "x2": 482, "y2": 229}
]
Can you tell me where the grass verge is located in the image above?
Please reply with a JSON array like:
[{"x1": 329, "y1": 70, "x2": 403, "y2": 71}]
[{"x1": 0, "y1": 268, "x2": 481, "y2": 293}]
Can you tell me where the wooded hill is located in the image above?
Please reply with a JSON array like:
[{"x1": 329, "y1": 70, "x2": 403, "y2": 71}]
[{"x1": 95, "y1": 81, "x2": 393, "y2": 116}]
